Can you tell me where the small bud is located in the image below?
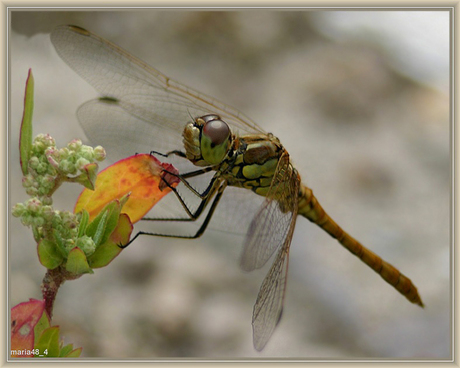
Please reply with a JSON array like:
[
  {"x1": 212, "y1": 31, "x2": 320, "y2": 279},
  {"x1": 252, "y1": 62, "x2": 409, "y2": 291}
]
[
  {"x1": 26, "y1": 187, "x2": 38, "y2": 196},
  {"x1": 59, "y1": 147, "x2": 70, "y2": 160},
  {"x1": 42, "y1": 134, "x2": 56, "y2": 148},
  {"x1": 76, "y1": 157, "x2": 90, "y2": 171},
  {"x1": 33, "y1": 138, "x2": 46, "y2": 154},
  {"x1": 68, "y1": 139, "x2": 82, "y2": 151},
  {"x1": 29, "y1": 156, "x2": 40, "y2": 170},
  {"x1": 36, "y1": 162, "x2": 48, "y2": 174},
  {"x1": 41, "y1": 196, "x2": 53, "y2": 206},
  {"x1": 76, "y1": 236, "x2": 96, "y2": 257},
  {"x1": 38, "y1": 174, "x2": 56, "y2": 195},
  {"x1": 45, "y1": 147, "x2": 60, "y2": 169},
  {"x1": 79, "y1": 145, "x2": 94, "y2": 161},
  {"x1": 41, "y1": 205, "x2": 55, "y2": 221},
  {"x1": 61, "y1": 211, "x2": 78, "y2": 229},
  {"x1": 37, "y1": 186, "x2": 48, "y2": 197},
  {"x1": 93, "y1": 146, "x2": 106, "y2": 161},
  {"x1": 42, "y1": 174, "x2": 55, "y2": 185},
  {"x1": 21, "y1": 214, "x2": 33, "y2": 226},
  {"x1": 12, "y1": 203, "x2": 26, "y2": 217},
  {"x1": 65, "y1": 239, "x2": 76, "y2": 252},
  {"x1": 46, "y1": 165, "x2": 58, "y2": 176},
  {"x1": 22, "y1": 174, "x2": 34, "y2": 188},
  {"x1": 33, "y1": 216, "x2": 45, "y2": 227},
  {"x1": 26, "y1": 198, "x2": 42, "y2": 213},
  {"x1": 59, "y1": 160, "x2": 76, "y2": 175}
]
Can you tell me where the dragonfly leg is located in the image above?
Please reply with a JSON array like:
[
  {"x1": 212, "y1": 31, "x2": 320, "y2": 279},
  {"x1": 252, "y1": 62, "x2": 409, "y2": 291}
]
[
  {"x1": 151, "y1": 148, "x2": 219, "y2": 197},
  {"x1": 150, "y1": 147, "x2": 217, "y2": 197},
  {"x1": 150, "y1": 149, "x2": 187, "y2": 159},
  {"x1": 120, "y1": 182, "x2": 227, "y2": 248},
  {"x1": 153, "y1": 171, "x2": 221, "y2": 220},
  {"x1": 161, "y1": 166, "x2": 215, "y2": 198}
]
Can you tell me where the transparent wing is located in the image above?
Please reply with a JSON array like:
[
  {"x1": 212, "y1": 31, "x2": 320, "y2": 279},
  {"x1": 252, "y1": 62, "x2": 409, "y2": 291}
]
[
  {"x1": 50, "y1": 25, "x2": 265, "y2": 160},
  {"x1": 252, "y1": 245, "x2": 290, "y2": 351},
  {"x1": 50, "y1": 25, "x2": 271, "y2": 236},
  {"x1": 77, "y1": 98, "x2": 195, "y2": 163},
  {"x1": 238, "y1": 152, "x2": 300, "y2": 350},
  {"x1": 239, "y1": 152, "x2": 300, "y2": 271}
]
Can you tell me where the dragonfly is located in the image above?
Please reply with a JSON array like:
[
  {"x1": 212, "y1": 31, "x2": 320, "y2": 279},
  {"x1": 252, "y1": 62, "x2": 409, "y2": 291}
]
[{"x1": 50, "y1": 25, "x2": 424, "y2": 351}]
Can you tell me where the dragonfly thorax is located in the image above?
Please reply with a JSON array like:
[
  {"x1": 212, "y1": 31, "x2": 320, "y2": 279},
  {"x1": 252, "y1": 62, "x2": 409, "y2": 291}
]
[{"x1": 182, "y1": 114, "x2": 233, "y2": 167}]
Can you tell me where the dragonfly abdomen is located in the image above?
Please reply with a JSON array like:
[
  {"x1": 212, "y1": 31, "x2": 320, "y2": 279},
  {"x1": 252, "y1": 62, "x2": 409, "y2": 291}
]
[{"x1": 298, "y1": 185, "x2": 424, "y2": 307}]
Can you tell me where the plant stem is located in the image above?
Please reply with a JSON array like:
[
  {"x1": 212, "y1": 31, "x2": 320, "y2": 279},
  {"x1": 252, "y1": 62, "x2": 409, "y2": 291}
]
[{"x1": 41, "y1": 266, "x2": 80, "y2": 319}]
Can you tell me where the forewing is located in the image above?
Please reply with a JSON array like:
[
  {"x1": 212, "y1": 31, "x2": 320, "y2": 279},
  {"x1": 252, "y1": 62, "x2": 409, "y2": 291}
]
[
  {"x1": 239, "y1": 152, "x2": 300, "y2": 271},
  {"x1": 50, "y1": 25, "x2": 264, "y2": 138},
  {"x1": 252, "y1": 233, "x2": 292, "y2": 351},
  {"x1": 77, "y1": 98, "x2": 195, "y2": 162}
]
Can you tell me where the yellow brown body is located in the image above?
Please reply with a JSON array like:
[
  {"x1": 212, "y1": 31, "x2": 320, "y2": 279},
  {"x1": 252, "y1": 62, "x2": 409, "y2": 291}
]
[{"x1": 222, "y1": 132, "x2": 423, "y2": 307}]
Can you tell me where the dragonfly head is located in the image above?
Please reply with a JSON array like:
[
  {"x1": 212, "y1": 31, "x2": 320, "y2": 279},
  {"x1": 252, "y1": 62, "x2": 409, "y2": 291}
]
[{"x1": 183, "y1": 114, "x2": 232, "y2": 167}]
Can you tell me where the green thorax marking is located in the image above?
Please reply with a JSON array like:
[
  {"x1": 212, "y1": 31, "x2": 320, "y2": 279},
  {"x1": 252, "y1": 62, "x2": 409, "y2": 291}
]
[{"x1": 223, "y1": 134, "x2": 284, "y2": 197}]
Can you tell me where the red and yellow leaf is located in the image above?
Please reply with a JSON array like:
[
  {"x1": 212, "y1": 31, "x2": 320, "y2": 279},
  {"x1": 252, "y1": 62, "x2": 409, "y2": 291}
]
[
  {"x1": 75, "y1": 154, "x2": 179, "y2": 223},
  {"x1": 11, "y1": 299, "x2": 45, "y2": 357}
]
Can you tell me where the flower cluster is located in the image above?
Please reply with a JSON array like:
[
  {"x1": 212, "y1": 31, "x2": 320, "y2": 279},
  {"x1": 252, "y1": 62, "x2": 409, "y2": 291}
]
[
  {"x1": 13, "y1": 134, "x2": 106, "y2": 262},
  {"x1": 20, "y1": 134, "x2": 105, "y2": 200}
]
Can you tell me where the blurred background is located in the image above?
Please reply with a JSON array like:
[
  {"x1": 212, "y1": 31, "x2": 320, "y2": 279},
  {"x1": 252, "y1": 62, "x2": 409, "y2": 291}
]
[{"x1": 9, "y1": 10, "x2": 450, "y2": 359}]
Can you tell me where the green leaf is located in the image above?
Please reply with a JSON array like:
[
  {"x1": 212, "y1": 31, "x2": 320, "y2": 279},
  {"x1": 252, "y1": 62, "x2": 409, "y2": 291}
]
[
  {"x1": 37, "y1": 239, "x2": 64, "y2": 269},
  {"x1": 52, "y1": 229, "x2": 68, "y2": 258},
  {"x1": 87, "y1": 240, "x2": 122, "y2": 269},
  {"x1": 86, "y1": 200, "x2": 121, "y2": 247},
  {"x1": 65, "y1": 347, "x2": 82, "y2": 357},
  {"x1": 19, "y1": 69, "x2": 34, "y2": 175},
  {"x1": 32, "y1": 226, "x2": 41, "y2": 243},
  {"x1": 65, "y1": 247, "x2": 93, "y2": 275},
  {"x1": 59, "y1": 343, "x2": 74, "y2": 357},
  {"x1": 77, "y1": 209, "x2": 89, "y2": 238},
  {"x1": 119, "y1": 192, "x2": 130, "y2": 208},
  {"x1": 88, "y1": 213, "x2": 132, "y2": 268},
  {"x1": 33, "y1": 310, "x2": 51, "y2": 342},
  {"x1": 75, "y1": 163, "x2": 99, "y2": 190},
  {"x1": 34, "y1": 326, "x2": 60, "y2": 357},
  {"x1": 91, "y1": 209, "x2": 109, "y2": 246}
]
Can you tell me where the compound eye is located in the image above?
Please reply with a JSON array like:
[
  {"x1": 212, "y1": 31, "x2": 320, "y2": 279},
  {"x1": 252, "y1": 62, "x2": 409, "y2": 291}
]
[{"x1": 202, "y1": 119, "x2": 230, "y2": 146}]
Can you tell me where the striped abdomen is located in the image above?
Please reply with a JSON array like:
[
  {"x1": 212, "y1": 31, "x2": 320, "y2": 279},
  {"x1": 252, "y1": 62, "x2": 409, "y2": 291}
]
[{"x1": 298, "y1": 184, "x2": 424, "y2": 307}]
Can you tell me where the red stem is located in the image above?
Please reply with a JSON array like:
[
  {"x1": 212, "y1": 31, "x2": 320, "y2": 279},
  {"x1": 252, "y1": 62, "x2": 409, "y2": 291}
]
[{"x1": 41, "y1": 267, "x2": 80, "y2": 319}]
